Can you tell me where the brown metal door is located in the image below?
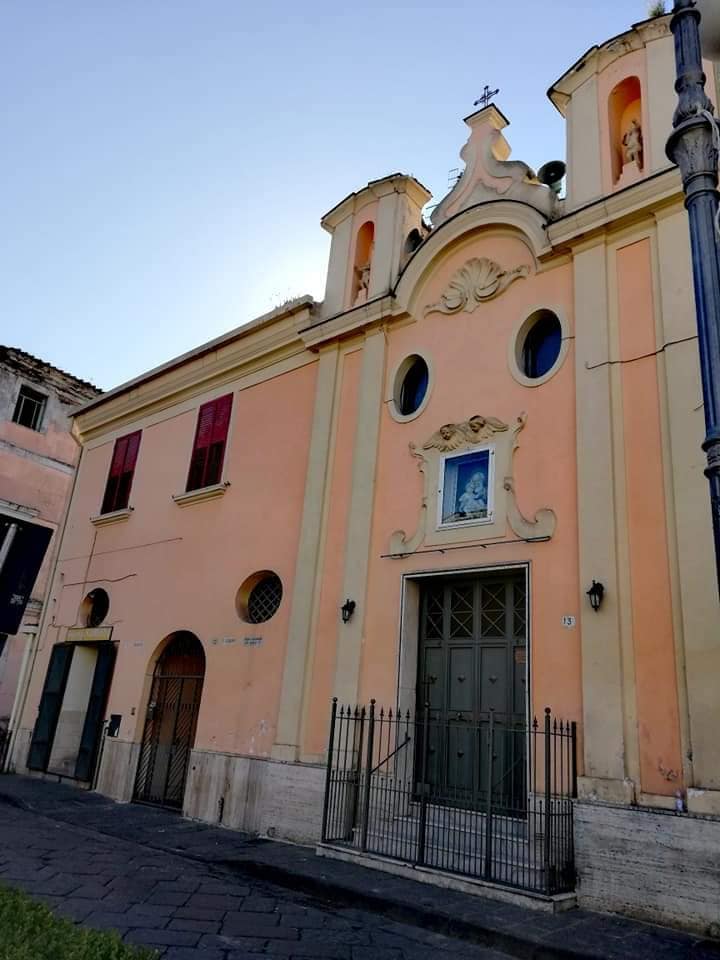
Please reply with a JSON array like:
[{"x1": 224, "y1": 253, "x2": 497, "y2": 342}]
[{"x1": 133, "y1": 633, "x2": 205, "y2": 809}]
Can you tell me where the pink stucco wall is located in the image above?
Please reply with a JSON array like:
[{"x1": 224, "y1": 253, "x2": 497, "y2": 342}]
[
  {"x1": 0, "y1": 374, "x2": 84, "y2": 721},
  {"x1": 360, "y1": 234, "x2": 580, "y2": 727},
  {"x1": 20, "y1": 360, "x2": 319, "y2": 759}
]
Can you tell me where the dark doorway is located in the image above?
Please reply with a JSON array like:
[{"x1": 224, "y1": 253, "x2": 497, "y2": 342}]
[
  {"x1": 27, "y1": 641, "x2": 116, "y2": 781},
  {"x1": 416, "y1": 570, "x2": 528, "y2": 809},
  {"x1": 133, "y1": 632, "x2": 205, "y2": 809}
]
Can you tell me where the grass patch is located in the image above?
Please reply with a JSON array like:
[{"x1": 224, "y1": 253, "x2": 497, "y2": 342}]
[{"x1": 0, "y1": 885, "x2": 158, "y2": 960}]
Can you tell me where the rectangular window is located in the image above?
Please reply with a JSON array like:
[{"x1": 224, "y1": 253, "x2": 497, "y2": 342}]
[
  {"x1": 12, "y1": 385, "x2": 47, "y2": 431},
  {"x1": 101, "y1": 431, "x2": 141, "y2": 514},
  {"x1": 186, "y1": 393, "x2": 233, "y2": 492}
]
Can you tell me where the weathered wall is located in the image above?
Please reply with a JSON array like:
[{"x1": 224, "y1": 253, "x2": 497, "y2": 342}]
[
  {"x1": 575, "y1": 801, "x2": 720, "y2": 935},
  {"x1": 184, "y1": 749, "x2": 325, "y2": 843},
  {"x1": 0, "y1": 353, "x2": 98, "y2": 724}
]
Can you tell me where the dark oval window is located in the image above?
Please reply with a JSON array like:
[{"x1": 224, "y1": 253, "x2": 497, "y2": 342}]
[
  {"x1": 397, "y1": 356, "x2": 429, "y2": 416},
  {"x1": 238, "y1": 572, "x2": 283, "y2": 624},
  {"x1": 522, "y1": 311, "x2": 562, "y2": 379},
  {"x1": 84, "y1": 588, "x2": 109, "y2": 627}
]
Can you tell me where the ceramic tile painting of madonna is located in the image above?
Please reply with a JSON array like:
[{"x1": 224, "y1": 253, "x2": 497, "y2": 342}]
[{"x1": 439, "y1": 448, "x2": 493, "y2": 526}]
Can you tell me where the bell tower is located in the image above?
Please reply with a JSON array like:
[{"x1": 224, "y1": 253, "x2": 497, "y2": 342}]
[{"x1": 319, "y1": 174, "x2": 430, "y2": 319}]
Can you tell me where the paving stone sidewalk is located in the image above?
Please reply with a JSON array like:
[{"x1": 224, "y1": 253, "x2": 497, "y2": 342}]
[{"x1": 0, "y1": 774, "x2": 717, "y2": 960}]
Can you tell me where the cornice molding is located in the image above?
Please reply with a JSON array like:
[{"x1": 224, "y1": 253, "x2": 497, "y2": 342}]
[
  {"x1": 548, "y1": 15, "x2": 672, "y2": 115},
  {"x1": 548, "y1": 167, "x2": 684, "y2": 247},
  {"x1": 299, "y1": 295, "x2": 395, "y2": 350},
  {"x1": 321, "y1": 174, "x2": 431, "y2": 232},
  {"x1": 75, "y1": 316, "x2": 312, "y2": 443}
]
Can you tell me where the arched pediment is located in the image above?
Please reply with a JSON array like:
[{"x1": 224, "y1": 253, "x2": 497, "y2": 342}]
[{"x1": 394, "y1": 200, "x2": 551, "y2": 318}]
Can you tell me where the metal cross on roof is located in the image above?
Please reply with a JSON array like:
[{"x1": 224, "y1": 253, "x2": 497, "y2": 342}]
[{"x1": 474, "y1": 85, "x2": 500, "y2": 110}]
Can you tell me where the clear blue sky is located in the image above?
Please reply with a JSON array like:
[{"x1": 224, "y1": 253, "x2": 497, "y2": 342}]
[{"x1": 2, "y1": 1, "x2": 660, "y2": 390}]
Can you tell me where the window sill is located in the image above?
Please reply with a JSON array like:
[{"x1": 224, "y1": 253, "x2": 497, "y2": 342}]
[
  {"x1": 90, "y1": 507, "x2": 133, "y2": 528},
  {"x1": 172, "y1": 481, "x2": 230, "y2": 507}
]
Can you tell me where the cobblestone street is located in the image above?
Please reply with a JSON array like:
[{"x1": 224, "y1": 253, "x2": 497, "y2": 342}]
[
  {"x1": 0, "y1": 783, "x2": 510, "y2": 960},
  {"x1": 1, "y1": 776, "x2": 718, "y2": 960}
]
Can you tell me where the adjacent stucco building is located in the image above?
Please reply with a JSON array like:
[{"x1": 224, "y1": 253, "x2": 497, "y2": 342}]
[
  {"x1": 11, "y1": 14, "x2": 720, "y2": 935},
  {"x1": 0, "y1": 347, "x2": 100, "y2": 751}
]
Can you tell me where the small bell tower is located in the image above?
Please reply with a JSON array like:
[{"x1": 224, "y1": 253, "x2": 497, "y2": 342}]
[{"x1": 320, "y1": 174, "x2": 431, "y2": 318}]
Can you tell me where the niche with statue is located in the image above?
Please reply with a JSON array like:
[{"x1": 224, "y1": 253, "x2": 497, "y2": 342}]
[{"x1": 609, "y1": 76, "x2": 644, "y2": 188}]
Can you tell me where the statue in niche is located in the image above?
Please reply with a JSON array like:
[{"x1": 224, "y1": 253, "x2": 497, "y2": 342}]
[
  {"x1": 622, "y1": 119, "x2": 643, "y2": 169},
  {"x1": 354, "y1": 262, "x2": 371, "y2": 305}
]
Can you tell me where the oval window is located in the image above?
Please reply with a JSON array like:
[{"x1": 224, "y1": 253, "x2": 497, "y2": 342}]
[
  {"x1": 237, "y1": 572, "x2": 283, "y2": 624},
  {"x1": 397, "y1": 356, "x2": 429, "y2": 416},
  {"x1": 82, "y1": 588, "x2": 109, "y2": 628},
  {"x1": 521, "y1": 311, "x2": 562, "y2": 379}
]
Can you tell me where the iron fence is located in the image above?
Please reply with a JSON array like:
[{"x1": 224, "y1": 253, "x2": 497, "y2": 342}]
[{"x1": 321, "y1": 700, "x2": 577, "y2": 895}]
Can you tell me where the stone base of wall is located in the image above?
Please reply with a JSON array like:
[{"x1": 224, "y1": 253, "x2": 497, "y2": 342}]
[
  {"x1": 575, "y1": 800, "x2": 720, "y2": 935},
  {"x1": 8, "y1": 726, "x2": 32, "y2": 773},
  {"x1": 183, "y1": 749, "x2": 326, "y2": 844},
  {"x1": 95, "y1": 738, "x2": 140, "y2": 802}
]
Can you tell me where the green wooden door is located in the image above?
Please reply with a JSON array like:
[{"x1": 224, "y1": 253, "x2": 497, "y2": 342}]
[{"x1": 417, "y1": 572, "x2": 527, "y2": 808}]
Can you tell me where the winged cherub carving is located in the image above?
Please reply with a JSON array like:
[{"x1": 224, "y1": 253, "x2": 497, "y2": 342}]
[
  {"x1": 422, "y1": 415, "x2": 509, "y2": 453},
  {"x1": 422, "y1": 423, "x2": 465, "y2": 453},
  {"x1": 459, "y1": 415, "x2": 509, "y2": 444}
]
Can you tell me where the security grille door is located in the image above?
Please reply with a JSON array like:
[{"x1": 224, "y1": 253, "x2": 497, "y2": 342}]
[
  {"x1": 417, "y1": 573, "x2": 527, "y2": 807},
  {"x1": 28, "y1": 644, "x2": 74, "y2": 771},
  {"x1": 134, "y1": 634, "x2": 205, "y2": 809},
  {"x1": 74, "y1": 643, "x2": 117, "y2": 782}
]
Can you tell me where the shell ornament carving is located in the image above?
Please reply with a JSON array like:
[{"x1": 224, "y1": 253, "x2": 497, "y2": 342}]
[{"x1": 424, "y1": 257, "x2": 529, "y2": 316}]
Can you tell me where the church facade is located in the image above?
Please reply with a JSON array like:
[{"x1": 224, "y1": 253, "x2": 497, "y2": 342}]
[{"x1": 10, "y1": 14, "x2": 720, "y2": 932}]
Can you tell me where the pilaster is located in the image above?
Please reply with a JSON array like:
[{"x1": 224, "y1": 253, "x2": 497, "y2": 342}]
[
  {"x1": 333, "y1": 329, "x2": 386, "y2": 707},
  {"x1": 273, "y1": 348, "x2": 340, "y2": 761}
]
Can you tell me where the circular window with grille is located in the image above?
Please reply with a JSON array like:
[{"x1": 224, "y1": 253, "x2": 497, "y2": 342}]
[{"x1": 237, "y1": 572, "x2": 283, "y2": 624}]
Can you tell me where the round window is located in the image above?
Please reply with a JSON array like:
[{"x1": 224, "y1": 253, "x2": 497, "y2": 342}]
[
  {"x1": 520, "y1": 311, "x2": 562, "y2": 380},
  {"x1": 82, "y1": 588, "x2": 109, "y2": 628},
  {"x1": 237, "y1": 572, "x2": 283, "y2": 624},
  {"x1": 395, "y1": 355, "x2": 429, "y2": 417}
]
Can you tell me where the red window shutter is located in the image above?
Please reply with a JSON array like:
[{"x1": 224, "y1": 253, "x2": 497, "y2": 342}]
[
  {"x1": 101, "y1": 431, "x2": 141, "y2": 514},
  {"x1": 186, "y1": 394, "x2": 232, "y2": 491},
  {"x1": 123, "y1": 431, "x2": 141, "y2": 472}
]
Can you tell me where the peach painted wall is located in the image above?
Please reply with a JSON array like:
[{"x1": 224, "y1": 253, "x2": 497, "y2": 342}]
[
  {"x1": 359, "y1": 232, "x2": 581, "y2": 728},
  {"x1": 303, "y1": 349, "x2": 362, "y2": 756},
  {"x1": 616, "y1": 238, "x2": 682, "y2": 797},
  {"x1": 20, "y1": 360, "x2": 319, "y2": 761}
]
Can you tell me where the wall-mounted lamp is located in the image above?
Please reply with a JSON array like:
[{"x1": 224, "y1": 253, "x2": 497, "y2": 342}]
[
  {"x1": 586, "y1": 580, "x2": 605, "y2": 612},
  {"x1": 341, "y1": 599, "x2": 356, "y2": 624}
]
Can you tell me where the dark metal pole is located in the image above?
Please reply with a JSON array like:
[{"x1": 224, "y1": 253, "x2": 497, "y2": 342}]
[{"x1": 667, "y1": 0, "x2": 720, "y2": 594}]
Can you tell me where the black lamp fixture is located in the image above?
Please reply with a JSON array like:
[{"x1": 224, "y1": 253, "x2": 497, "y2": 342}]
[
  {"x1": 341, "y1": 599, "x2": 356, "y2": 624},
  {"x1": 586, "y1": 580, "x2": 605, "y2": 612}
]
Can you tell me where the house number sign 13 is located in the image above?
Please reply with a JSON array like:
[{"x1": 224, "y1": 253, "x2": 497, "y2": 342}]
[{"x1": 561, "y1": 615, "x2": 576, "y2": 628}]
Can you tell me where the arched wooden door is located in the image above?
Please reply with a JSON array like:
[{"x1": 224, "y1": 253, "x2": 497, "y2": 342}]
[{"x1": 133, "y1": 632, "x2": 205, "y2": 808}]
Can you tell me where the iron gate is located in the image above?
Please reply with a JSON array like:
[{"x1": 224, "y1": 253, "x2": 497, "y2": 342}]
[
  {"x1": 134, "y1": 633, "x2": 205, "y2": 808},
  {"x1": 321, "y1": 700, "x2": 578, "y2": 895}
]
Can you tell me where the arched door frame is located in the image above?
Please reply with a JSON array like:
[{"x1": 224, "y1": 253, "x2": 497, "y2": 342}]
[{"x1": 133, "y1": 631, "x2": 205, "y2": 809}]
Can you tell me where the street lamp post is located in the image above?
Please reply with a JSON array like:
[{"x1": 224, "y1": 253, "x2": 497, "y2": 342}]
[{"x1": 666, "y1": 0, "x2": 720, "y2": 594}]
